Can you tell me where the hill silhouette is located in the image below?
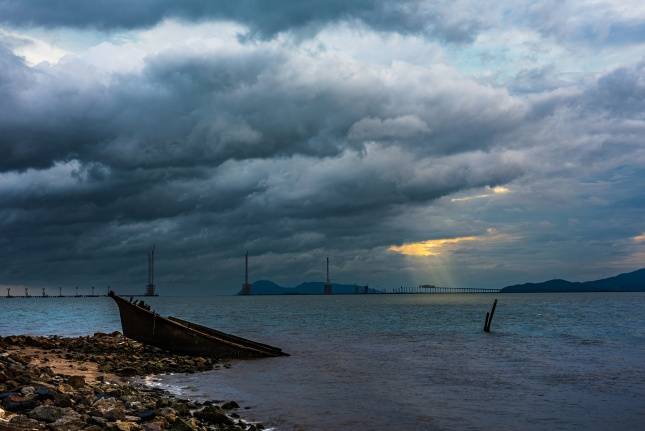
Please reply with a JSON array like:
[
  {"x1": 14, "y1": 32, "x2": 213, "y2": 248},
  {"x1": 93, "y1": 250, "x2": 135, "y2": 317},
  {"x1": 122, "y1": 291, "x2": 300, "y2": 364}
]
[
  {"x1": 244, "y1": 280, "x2": 377, "y2": 295},
  {"x1": 502, "y1": 268, "x2": 645, "y2": 292}
]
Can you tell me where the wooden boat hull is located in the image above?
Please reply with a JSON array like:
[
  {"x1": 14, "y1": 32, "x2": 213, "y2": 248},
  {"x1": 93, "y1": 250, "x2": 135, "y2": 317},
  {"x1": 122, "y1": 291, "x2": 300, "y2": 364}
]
[{"x1": 109, "y1": 292, "x2": 287, "y2": 358}]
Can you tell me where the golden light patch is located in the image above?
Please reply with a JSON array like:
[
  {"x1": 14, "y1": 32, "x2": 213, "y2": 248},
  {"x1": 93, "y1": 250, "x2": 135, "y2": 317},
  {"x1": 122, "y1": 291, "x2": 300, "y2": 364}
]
[
  {"x1": 634, "y1": 234, "x2": 645, "y2": 242},
  {"x1": 450, "y1": 185, "x2": 511, "y2": 202},
  {"x1": 491, "y1": 186, "x2": 510, "y2": 194},
  {"x1": 388, "y1": 236, "x2": 479, "y2": 256}
]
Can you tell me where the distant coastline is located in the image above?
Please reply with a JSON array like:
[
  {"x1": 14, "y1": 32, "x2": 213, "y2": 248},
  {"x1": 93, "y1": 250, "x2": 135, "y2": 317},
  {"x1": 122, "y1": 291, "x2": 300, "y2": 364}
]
[
  {"x1": 501, "y1": 268, "x2": 645, "y2": 293},
  {"x1": 242, "y1": 280, "x2": 377, "y2": 295}
]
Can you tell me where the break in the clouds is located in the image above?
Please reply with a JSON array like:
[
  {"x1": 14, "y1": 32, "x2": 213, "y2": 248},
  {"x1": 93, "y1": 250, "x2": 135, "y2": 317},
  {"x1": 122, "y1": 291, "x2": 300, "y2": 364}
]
[{"x1": 0, "y1": 2, "x2": 644, "y2": 294}]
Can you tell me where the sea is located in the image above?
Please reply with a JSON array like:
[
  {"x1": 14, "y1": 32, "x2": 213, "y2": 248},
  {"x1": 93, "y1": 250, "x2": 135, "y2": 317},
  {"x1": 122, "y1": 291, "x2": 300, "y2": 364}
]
[{"x1": 1, "y1": 293, "x2": 644, "y2": 431}]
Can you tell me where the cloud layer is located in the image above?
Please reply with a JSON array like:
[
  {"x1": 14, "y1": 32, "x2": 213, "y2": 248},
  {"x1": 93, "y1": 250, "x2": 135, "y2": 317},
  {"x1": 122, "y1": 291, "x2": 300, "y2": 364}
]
[{"x1": 0, "y1": 6, "x2": 644, "y2": 293}]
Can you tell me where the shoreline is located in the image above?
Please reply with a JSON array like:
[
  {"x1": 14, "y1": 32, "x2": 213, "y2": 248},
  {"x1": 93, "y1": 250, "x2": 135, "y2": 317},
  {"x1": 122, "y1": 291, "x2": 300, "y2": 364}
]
[{"x1": 0, "y1": 333, "x2": 264, "y2": 430}]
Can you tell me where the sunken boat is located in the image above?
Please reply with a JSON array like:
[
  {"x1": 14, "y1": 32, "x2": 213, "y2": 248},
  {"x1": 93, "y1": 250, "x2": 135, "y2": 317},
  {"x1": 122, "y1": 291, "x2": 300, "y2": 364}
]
[{"x1": 109, "y1": 291, "x2": 288, "y2": 358}]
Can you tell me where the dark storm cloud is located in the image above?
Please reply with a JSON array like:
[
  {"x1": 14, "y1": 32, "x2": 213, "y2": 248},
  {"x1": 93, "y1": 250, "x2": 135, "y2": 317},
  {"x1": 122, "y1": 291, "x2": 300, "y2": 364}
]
[
  {"x1": 0, "y1": 41, "x2": 523, "y2": 173},
  {"x1": 0, "y1": 29, "x2": 531, "y2": 292},
  {"x1": 1, "y1": 21, "x2": 644, "y2": 292},
  {"x1": 0, "y1": 0, "x2": 483, "y2": 42}
]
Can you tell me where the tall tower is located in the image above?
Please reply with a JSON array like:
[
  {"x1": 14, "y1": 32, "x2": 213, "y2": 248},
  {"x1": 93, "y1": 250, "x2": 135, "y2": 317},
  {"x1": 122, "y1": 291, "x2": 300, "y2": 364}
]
[
  {"x1": 145, "y1": 245, "x2": 156, "y2": 296},
  {"x1": 324, "y1": 256, "x2": 332, "y2": 295},
  {"x1": 6, "y1": 287, "x2": 11, "y2": 298},
  {"x1": 240, "y1": 251, "x2": 252, "y2": 295}
]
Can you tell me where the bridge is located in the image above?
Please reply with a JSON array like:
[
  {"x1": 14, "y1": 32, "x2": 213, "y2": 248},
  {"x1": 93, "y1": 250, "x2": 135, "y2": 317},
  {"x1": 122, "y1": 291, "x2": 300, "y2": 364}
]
[{"x1": 383, "y1": 285, "x2": 500, "y2": 294}]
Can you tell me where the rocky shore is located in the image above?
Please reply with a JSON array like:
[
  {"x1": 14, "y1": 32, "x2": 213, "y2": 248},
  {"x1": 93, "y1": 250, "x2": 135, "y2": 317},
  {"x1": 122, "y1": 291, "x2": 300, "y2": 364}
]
[{"x1": 0, "y1": 333, "x2": 263, "y2": 430}]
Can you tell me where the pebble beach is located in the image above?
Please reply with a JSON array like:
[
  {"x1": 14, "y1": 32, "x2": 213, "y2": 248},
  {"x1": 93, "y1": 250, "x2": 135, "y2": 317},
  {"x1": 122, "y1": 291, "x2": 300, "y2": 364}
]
[{"x1": 0, "y1": 333, "x2": 262, "y2": 431}]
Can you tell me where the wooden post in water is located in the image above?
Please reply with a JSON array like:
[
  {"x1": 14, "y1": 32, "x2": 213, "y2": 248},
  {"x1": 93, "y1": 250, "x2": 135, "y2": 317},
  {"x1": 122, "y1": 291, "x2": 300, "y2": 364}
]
[{"x1": 484, "y1": 299, "x2": 498, "y2": 332}]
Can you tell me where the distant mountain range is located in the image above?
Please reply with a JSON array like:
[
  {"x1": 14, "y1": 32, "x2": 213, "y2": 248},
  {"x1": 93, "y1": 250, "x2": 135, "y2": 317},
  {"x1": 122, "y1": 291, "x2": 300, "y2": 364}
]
[
  {"x1": 501, "y1": 268, "x2": 645, "y2": 293},
  {"x1": 243, "y1": 280, "x2": 379, "y2": 295}
]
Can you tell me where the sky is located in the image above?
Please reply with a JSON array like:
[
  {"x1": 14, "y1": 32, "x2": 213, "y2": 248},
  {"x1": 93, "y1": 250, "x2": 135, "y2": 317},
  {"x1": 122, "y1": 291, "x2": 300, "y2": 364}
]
[{"x1": 0, "y1": 1, "x2": 644, "y2": 295}]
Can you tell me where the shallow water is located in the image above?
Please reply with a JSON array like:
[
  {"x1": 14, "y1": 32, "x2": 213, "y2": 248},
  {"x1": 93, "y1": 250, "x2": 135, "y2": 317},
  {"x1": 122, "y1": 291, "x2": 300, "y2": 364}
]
[{"x1": 1, "y1": 293, "x2": 644, "y2": 430}]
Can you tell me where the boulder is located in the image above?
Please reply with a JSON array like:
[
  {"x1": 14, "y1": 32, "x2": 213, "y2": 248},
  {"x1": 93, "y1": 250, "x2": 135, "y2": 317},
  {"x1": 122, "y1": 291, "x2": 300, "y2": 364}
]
[
  {"x1": 27, "y1": 405, "x2": 67, "y2": 422},
  {"x1": 156, "y1": 407, "x2": 177, "y2": 423},
  {"x1": 9, "y1": 413, "x2": 46, "y2": 429},
  {"x1": 193, "y1": 405, "x2": 233, "y2": 426},
  {"x1": 92, "y1": 397, "x2": 126, "y2": 421},
  {"x1": 143, "y1": 421, "x2": 166, "y2": 431},
  {"x1": 20, "y1": 386, "x2": 35, "y2": 396},
  {"x1": 53, "y1": 393, "x2": 73, "y2": 407},
  {"x1": 135, "y1": 409, "x2": 156, "y2": 421},
  {"x1": 221, "y1": 401, "x2": 239, "y2": 410},
  {"x1": 57, "y1": 383, "x2": 75, "y2": 394},
  {"x1": 115, "y1": 419, "x2": 143, "y2": 431},
  {"x1": 167, "y1": 418, "x2": 196, "y2": 431},
  {"x1": 49, "y1": 411, "x2": 86, "y2": 431},
  {"x1": 67, "y1": 375, "x2": 86, "y2": 388},
  {"x1": 2, "y1": 393, "x2": 38, "y2": 412}
]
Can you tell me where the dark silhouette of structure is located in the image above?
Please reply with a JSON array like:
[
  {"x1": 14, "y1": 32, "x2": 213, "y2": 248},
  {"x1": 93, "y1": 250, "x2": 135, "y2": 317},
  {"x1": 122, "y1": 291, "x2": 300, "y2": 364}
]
[
  {"x1": 324, "y1": 257, "x2": 332, "y2": 295},
  {"x1": 240, "y1": 251, "x2": 252, "y2": 295},
  {"x1": 483, "y1": 299, "x2": 498, "y2": 332},
  {"x1": 145, "y1": 245, "x2": 157, "y2": 296},
  {"x1": 41, "y1": 288, "x2": 47, "y2": 297},
  {"x1": 6, "y1": 288, "x2": 11, "y2": 298},
  {"x1": 25, "y1": 288, "x2": 30, "y2": 297}
]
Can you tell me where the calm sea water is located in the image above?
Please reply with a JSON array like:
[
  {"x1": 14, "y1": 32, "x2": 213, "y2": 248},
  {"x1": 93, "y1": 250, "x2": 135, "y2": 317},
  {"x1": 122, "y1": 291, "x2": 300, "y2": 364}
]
[{"x1": 1, "y1": 293, "x2": 644, "y2": 430}]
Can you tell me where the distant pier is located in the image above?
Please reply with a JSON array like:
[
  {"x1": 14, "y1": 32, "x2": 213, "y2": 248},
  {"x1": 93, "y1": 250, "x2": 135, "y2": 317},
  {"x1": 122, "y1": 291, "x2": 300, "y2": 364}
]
[
  {"x1": 3, "y1": 286, "x2": 112, "y2": 298},
  {"x1": 3, "y1": 246, "x2": 160, "y2": 299}
]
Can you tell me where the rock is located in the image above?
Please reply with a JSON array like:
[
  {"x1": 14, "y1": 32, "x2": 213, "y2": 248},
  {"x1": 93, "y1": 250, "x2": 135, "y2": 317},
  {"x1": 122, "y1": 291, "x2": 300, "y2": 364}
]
[
  {"x1": 115, "y1": 420, "x2": 143, "y2": 431},
  {"x1": 171, "y1": 401, "x2": 190, "y2": 416},
  {"x1": 0, "y1": 407, "x2": 5, "y2": 419},
  {"x1": 49, "y1": 412, "x2": 86, "y2": 431},
  {"x1": 67, "y1": 375, "x2": 86, "y2": 388},
  {"x1": 168, "y1": 418, "x2": 196, "y2": 431},
  {"x1": 34, "y1": 385, "x2": 58, "y2": 400},
  {"x1": 90, "y1": 415, "x2": 108, "y2": 426},
  {"x1": 194, "y1": 405, "x2": 234, "y2": 426},
  {"x1": 92, "y1": 397, "x2": 126, "y2": 421},
  {"x1": 221, "y1": 400, "x2": 239, "y2": 410},
  {"x1": 20, "y1": 386, "x2": 35, "y2": 396},
  {"x1": 143, "y1": 421, "x2": 165, "y2": 431},
  {"x1": 156, "y1": 407, "x2": 177, "y2": 423},
  {"x1": 9, "y1": 413, "x2": 46, "y2": 429},
  {"x1": 2, "y1": 393, "x2": 39, "y2": 412},
  {"x1": 135, "y1": 409, "x2": 156, "y2": 421},
  {"x1": 58, "y1": 383, "x2": 75, "y2": 393},
  {"x1": 118, "y1": 367, "x2": 139, "y2": 376},
  {"x1": 53, "y1": 393, "x2": 73, "y2": 407},
  {"x1": 28, "y1": 405, "x2": 67, "y2": 422}
]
